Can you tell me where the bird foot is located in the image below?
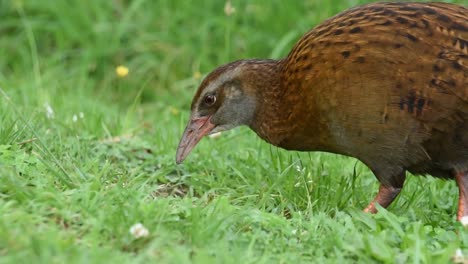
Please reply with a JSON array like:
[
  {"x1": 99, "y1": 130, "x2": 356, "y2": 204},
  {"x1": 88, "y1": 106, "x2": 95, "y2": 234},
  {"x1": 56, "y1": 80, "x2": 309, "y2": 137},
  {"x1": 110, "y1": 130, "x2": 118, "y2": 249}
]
[{"x1": 363, "y1": 184, "x2": 402, "y2": 214}]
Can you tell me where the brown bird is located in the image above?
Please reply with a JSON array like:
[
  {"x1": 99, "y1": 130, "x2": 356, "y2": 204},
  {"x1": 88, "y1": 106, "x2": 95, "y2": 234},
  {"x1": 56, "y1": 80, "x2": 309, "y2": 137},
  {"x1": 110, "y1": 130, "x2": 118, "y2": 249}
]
[{"x1": 176, "y1": 2, "x2": 468, "y2": 220}]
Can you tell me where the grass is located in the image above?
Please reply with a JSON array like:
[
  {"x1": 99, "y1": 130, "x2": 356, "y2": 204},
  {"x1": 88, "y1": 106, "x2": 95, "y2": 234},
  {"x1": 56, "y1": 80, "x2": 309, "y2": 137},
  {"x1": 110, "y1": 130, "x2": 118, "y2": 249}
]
[{"x1": 0, "y1": 0, "x2": 467, "y2": 263}]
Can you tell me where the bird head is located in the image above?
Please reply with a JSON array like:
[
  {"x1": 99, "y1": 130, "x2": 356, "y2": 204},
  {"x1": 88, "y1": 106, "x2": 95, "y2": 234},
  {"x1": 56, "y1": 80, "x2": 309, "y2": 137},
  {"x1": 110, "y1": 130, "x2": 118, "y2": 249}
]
[{"x1": 176, "y1": 60, "x2": 265, "y2": 164}]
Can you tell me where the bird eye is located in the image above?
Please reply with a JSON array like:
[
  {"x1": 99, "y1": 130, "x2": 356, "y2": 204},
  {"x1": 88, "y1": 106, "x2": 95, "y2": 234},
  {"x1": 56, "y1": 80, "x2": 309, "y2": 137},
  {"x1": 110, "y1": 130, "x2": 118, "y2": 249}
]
[{"x1": 204, "y1": 94, "x2": 216, "y2": 106}]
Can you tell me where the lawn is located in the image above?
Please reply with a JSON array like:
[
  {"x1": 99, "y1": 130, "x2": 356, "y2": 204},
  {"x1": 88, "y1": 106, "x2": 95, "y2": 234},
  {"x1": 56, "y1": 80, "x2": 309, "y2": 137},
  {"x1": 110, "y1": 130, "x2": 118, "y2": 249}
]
[{"x1": 0, "y1": 0, "x2": 467, "y2": 263}]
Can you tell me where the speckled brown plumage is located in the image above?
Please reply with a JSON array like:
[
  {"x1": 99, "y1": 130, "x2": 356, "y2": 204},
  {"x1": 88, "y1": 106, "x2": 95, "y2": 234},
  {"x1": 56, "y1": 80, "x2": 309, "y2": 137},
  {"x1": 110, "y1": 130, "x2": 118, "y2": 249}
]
[{"x1": 177, "y1": 2, "x2": 468, "y2": 220}]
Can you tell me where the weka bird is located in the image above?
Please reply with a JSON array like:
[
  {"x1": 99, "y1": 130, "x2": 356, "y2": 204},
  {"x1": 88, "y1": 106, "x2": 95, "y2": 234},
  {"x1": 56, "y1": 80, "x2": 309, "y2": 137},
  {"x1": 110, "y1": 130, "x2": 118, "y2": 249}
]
[{"x1": 176, "y1": 2, "x2": 468, "y2": 220}]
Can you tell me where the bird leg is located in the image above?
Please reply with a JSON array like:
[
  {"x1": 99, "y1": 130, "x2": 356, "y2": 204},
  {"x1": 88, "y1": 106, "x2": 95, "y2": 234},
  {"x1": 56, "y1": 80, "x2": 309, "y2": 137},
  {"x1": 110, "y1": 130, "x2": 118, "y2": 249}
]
[
  {"x1": 455, "y1": 170, "x2": 468, "y2": 221},
  {"x1": 364, "y1": 171, "x2": 405, "y2": 213},
  {"x1": 363, "y1": 184, "x2": 402, "y2": 213}
]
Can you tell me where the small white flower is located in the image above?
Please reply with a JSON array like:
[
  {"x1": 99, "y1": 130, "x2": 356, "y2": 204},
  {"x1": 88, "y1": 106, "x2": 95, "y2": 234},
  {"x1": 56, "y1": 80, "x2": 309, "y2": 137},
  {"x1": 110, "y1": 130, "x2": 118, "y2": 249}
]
[
  {"x1": 461, "y1": 216, "x2": 468, "y2": 227},
  {"x1": 79, "y1": 112, "x2": 84, "y2": 118},
  {"x1": 129, "y1": 223, "x2": 149, "y2": 239},
  {"x1": 209, "y1": 132, "x2": 222, "y2": 138},
  {"x1": 72, "y1": 114, "x2": 78, "y2": 122},
  {"x1": 452, "y1": 248, "x2": 464, "y2": 263},
  {"x1": 44, "y1": 103, "x2": 54, "y2": 119}
]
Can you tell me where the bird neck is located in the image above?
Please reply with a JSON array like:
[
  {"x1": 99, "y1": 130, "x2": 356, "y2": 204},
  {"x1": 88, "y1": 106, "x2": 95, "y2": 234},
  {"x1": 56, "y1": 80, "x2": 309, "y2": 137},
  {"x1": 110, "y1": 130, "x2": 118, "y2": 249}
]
[
  {"x1": 246, "y1": 59, "x2": 303, "y2": 146},
  {"x1": 247, "y1": 59, "x2": 285, "y2": 98},
  {"x1": 248, "y1": 58, "x2": 329, "y2": 150}
]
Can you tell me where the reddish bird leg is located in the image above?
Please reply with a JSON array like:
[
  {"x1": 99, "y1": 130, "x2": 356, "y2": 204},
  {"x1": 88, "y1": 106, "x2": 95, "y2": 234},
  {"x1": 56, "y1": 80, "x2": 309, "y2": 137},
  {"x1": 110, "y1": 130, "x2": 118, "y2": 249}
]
[
  {"x1": 364, "y1": 185, "x2": 402, "y2": 214},
  {"x1": 455, "y1": 171, "x2": 468, "y2": 221}
]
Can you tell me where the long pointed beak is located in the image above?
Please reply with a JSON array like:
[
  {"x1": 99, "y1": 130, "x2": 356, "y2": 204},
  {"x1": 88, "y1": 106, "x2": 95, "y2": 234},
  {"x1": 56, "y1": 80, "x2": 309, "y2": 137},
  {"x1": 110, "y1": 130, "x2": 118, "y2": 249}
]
[{"x1": 176, "y1": 116, "x2": 216, "y2": 164}]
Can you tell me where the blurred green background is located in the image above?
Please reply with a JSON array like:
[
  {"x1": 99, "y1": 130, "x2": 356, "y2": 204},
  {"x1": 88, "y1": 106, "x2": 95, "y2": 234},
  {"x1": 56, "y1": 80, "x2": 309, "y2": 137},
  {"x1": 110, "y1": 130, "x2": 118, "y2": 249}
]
[{"x1": 0, "y1": 0, "x2": 467, "y2": 263}]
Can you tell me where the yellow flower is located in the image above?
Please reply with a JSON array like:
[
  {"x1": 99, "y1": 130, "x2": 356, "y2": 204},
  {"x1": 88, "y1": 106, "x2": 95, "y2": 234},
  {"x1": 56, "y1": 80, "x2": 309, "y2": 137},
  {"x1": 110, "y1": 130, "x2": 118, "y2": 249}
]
[
  {"x1": 193, "y1": 71, "x2": 201, "y2": 80},
  {"x1": 169, "y1": 107, "x2": 179, "y2": 115},
  {"x1": 116, "y1": 65, "x2": 129, "y2": 78}
]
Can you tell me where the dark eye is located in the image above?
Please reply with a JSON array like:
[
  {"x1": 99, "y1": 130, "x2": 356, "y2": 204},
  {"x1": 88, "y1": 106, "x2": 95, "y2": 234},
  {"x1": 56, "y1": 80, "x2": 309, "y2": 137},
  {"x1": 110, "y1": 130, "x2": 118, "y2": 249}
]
[{"x1": 204, "y1": 94, "x2": 216, "y2": 106}]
